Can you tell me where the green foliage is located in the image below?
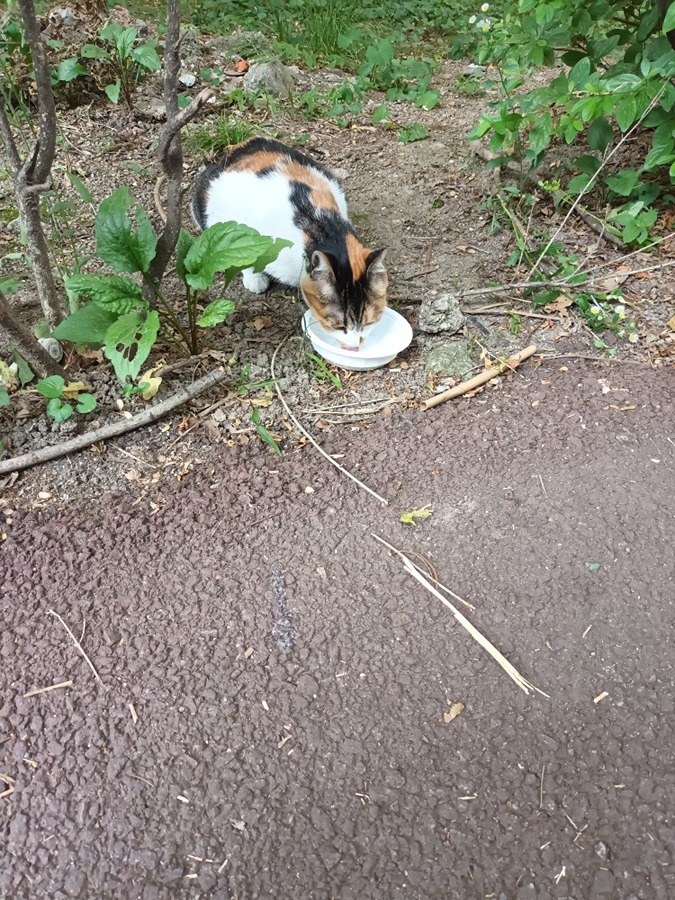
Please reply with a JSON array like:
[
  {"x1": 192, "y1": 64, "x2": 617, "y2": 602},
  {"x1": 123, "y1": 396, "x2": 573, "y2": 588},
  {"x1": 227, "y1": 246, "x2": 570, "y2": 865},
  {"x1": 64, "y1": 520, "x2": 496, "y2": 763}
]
[
  {"x1": 466, "y1": 0, "x2": 675, "y2": 246},
  {"x1": 306, "y1": 351, "x2": 343, "y2": 388},
  {"x1": 0, "y1": 387, "x2": 9, "y2": 407},
  {"x1": 251, "y1": 407, "x2": 282, "y2": 456},
  {"x1": 185, "y1": 116, "x2": 256, "y2": 156},
  {"x1": 35, "y1": 375, "x2": 97, "y2": 422},
  {"x1": 399, "y1": 123, "x2": 428, "y2": 142},
  {"x1": 55, "y1": 193, "x2": 290, "y2": 381}
]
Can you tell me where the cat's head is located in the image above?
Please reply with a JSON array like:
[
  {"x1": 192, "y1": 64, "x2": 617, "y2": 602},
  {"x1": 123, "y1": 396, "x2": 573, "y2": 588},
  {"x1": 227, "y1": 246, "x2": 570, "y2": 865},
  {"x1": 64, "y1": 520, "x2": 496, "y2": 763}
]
[{"x1": 301, "y1": 241, "x2": 388, "y2": 346}]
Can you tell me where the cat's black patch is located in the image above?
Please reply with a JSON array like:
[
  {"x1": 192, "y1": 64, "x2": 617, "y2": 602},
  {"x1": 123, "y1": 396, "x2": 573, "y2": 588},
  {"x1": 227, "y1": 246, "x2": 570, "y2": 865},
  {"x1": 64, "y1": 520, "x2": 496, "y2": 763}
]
[
  {"x1": 225, "y1": 137, "x2": 336, "y2": 181},
  {"x1": 191, "y1": 162, "x2": 222, "y2": 230}
]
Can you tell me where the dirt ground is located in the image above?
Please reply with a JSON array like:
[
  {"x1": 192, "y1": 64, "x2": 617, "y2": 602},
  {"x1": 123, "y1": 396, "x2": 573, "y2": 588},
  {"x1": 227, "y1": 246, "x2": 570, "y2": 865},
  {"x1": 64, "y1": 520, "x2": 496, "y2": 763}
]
[{"x1": 2, "y1": 16, "x2": 675, "y2": 900}]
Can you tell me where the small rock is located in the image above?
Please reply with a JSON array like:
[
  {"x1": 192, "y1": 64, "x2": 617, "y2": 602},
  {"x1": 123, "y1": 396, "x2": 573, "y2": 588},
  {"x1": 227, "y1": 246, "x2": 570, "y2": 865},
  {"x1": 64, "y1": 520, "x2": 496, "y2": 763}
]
[
  {"x1": 49, "y1": 7, "x2": 78, "y2": 27},
  {"x1": 462, "y1": 63, "x2": 485, "y2": 77},
  {"x1": 418, "y1": 292, "x2": 465, "y2": 334},
  {"x1": 243, "y1": 61, "x2": 294, "y2": 98},
  {"x1": 594, "y1": 841, "x2": 609, "y2": 860},
  {"x1": 178, "y1": 72, "x2": 196, "y2": 88},
  {"x1": 135, "y1": 98, "x2": 167, "y2": 121},
  {"x1": 426, "y1": 341, "x2": 474, "y2": 377}
]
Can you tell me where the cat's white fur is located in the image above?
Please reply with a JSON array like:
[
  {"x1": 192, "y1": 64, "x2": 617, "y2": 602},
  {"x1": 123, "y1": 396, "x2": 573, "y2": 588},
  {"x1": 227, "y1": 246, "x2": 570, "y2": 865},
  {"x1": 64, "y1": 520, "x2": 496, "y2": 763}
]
[{"x1": 195, "y1": 168, "x2": 349, "y2": 293}]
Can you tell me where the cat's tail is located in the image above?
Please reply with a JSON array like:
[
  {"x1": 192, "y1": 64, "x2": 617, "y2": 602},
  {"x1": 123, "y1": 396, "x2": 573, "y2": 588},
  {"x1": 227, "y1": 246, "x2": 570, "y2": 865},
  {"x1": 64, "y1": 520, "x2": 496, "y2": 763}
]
[{"x1": 191, "y1": 163, "x2": 221, "y2": 231}]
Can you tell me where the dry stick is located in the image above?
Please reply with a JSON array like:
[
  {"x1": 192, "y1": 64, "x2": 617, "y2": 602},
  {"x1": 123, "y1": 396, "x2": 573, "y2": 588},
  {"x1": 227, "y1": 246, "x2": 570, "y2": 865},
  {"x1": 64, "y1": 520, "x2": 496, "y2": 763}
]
[
  {"x1": 270, "y1": 338, "x2": 389, "y2": 506},
  {"x1": 0, "y1": 367, "x2": 228, "y2": 476},
  {"x1": 421, "y1": 345, "x2": 537, "y2": 411},
  {"x1": 373, "y1": 534, "x2": 548, "y2": 697},
  {"x1": 48, "y1": 610, "x2": 101, "y2": 684},
  {"x1": 527, "y1": 81, "x2": 669, "y2": 279},
  {"x1": 23, "y1": 680, "x2": 73, "y2": 698},
  {"x1": 583, "y1": 231, "x2": 674, "y2": 274}
]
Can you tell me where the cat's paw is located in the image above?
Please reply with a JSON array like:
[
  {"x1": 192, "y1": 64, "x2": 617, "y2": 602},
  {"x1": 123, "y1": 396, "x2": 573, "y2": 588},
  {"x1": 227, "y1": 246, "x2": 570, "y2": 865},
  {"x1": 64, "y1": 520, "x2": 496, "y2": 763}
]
[{"x1": 242, "y1": 270, "x2": 271, "y2": 294}]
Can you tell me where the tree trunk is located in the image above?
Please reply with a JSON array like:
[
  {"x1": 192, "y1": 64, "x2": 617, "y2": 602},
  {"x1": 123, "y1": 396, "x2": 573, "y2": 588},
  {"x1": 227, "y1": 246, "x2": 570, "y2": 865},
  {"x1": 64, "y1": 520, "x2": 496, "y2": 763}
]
[
  {"x1": 0, "y1": 290, "x2": 65, "y2": 378},
  {"x1": 16, "y1": 189, "x2": 64, "y2": 327}
]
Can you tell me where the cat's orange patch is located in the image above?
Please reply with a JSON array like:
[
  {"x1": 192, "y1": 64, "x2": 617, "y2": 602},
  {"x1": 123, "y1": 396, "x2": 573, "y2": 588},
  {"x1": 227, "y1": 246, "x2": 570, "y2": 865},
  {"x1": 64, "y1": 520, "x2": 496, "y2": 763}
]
[
  {"x1": 281, "y1": 160, "x2": 339, "y2": 211},
  {"x1": 228, "y1": 150, "x2": 281, "y2": 173},
  {"x1": 345, "y1": 233, "x2": 370, "y2": 283}
]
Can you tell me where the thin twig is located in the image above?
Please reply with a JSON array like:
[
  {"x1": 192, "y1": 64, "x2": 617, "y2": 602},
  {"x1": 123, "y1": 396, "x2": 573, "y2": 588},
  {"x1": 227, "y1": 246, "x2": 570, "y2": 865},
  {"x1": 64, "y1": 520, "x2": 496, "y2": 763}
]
[
  {"x1": 23, "y1": 680, "x2": 74, "y2": 698},
  {"x1": 47, "y1": 610, "x2": 101, "y2": 684},
  {"x1": 271, "y1": 337, "x2": 388, "y2": 506},
  {"x1": 373, "y1": 534, "x2": 548, "y2": 697}
]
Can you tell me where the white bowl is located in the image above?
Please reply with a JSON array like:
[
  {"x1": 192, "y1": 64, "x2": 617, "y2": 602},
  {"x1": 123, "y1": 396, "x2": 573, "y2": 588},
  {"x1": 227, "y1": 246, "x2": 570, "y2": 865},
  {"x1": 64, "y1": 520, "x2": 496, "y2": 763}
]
[{"x1": 301, "y1": 307, "x2": 413, "y2": 371}]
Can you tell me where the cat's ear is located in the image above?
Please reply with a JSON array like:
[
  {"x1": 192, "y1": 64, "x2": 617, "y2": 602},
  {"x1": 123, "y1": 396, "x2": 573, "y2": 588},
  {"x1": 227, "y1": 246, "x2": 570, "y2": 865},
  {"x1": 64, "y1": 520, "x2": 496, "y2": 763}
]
[
  {"x1": 310, "y1": 251, "x2": 335, "y2": 282},
  {"x1": 366, "y1": 248, "x2": 387, "y2": 275}
]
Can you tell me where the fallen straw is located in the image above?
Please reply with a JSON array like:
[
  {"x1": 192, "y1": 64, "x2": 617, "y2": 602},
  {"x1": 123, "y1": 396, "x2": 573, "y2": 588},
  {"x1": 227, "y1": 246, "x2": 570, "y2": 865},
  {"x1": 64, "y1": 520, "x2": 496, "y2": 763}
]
[
  {"x1": 421, "y1": 345, "x2": 538, "y2": 410},
  {"x1": 373, "y1": 534, "x2": 548, "y2": 697},
  {"x1": 23, "y1": 680, "x2": 74, "y2": 698},
  {"x1": 47, "y1": 610, "x2": 101, "y2": 684}
]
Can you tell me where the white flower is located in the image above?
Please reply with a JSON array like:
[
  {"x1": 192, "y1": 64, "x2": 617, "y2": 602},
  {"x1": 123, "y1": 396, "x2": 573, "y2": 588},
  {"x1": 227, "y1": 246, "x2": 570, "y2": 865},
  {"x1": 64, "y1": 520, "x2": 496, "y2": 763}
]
[
  {"x1": 481, "y1": 2, "x2": 490, "y2": 10},
  {"x1": 618, "y1": 329, "x2": 626, "y2": 337},
  {"x1": 628, "y1": 332, "x2": 638, "y2": 343},
  {"x1": 614, "y1": 304, "x2": 626, "y2": 318},
  {"x1": 477, "y1": 18, "x2": 491, "y2": 31},
  {"x1": 590, "y1": 305, "x2": 602, "y2": 315},
  {"x1": 469, "y1": 14, "x2": 477, "y2": 23}
]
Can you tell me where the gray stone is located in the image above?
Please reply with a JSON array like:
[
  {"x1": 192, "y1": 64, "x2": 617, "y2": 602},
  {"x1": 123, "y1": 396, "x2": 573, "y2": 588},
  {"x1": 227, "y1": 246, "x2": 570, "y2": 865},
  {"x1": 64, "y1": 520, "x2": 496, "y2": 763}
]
[
  {"x1": 135, "y1": 98, "x2": 166, "y2": 121},
  {"x1": 206, "y1": 30, "x2": 274, "y2": 58},
  {"x1": 178, "y1": 71, "x2": 196, "y2": 88},
  {"x1": 418, "y1": 292, "x2": 465, "y2": 334},
  {"x1": 243, "y1": 61, "x2": 294, "y2": 99},
  {"x1": 426, "y1": 341, "x2": 474, "y2": 376}
]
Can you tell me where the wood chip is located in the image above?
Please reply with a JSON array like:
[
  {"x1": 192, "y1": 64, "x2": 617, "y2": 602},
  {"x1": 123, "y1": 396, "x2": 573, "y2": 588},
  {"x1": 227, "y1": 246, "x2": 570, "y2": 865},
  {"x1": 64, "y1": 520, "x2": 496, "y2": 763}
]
[
  {"x1": 244, "y1": 646, "x2": 254, "y2": 659},
  {"x1": 593, "y1": 691, "x2": 609, "y2": 704},
  {"x1": 231, "y1": 819, "x2": 246, "y2": 831},
  {"x1": 261, "y1": 699, "x2": 269, "y2": 711},
  {"x1": 0, "y1": 774, "x2": 15, "y2": 799},
  {"x1": 129, "y1": 703, "x2": 138, "y2": 723},
  {"x1": 444, "y1": 701, "x2": 465, "y2": 724}
]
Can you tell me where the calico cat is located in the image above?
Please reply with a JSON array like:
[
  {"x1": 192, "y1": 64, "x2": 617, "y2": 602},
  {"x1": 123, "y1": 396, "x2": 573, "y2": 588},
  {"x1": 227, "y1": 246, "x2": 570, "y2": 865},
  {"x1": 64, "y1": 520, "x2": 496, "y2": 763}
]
[{"x1": 191, "y1": 137, "x2": 388, "y2": 347}]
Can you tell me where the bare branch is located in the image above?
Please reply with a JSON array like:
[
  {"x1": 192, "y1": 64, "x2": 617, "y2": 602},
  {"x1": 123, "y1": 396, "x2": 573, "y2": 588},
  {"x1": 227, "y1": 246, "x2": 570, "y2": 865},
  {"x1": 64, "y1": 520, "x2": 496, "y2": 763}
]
[
  {"x1": 0, "y1": 99, "x2": 22, "y2": 174},
  {"x1": 156, "y1": 87, "x2": 214, "y2": 165},
  {"x1": 17, "y1": 0, "x2": 57, "y2": 184}
]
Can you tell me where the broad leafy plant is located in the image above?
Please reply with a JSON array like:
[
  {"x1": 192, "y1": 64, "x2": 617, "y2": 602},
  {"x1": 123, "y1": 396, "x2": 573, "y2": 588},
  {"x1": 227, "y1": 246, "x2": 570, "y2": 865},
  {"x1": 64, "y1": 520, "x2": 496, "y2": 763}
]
[
  {"x1": 467, "y1": 0, "x2": 675, "y2": 245},
  {"x1": 53, "y1": 188, "x2": 290, "y2": 384}
]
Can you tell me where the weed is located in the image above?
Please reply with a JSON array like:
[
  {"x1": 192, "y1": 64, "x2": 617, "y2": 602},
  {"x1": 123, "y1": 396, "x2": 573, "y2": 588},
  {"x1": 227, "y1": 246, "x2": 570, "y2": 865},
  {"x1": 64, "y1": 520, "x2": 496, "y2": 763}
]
[
  {"x1": 186, "y1": 116, "x2": 256, "y2": 156},
  {"x1": 52, "y1": 188, "x2": 291, "y2": 383},
  {"x1": 35, "y1": 375, "x2": 97, "y2": 423},
  {"x1": 399, "y1": 123, "x2": 428, "y2": 143},
  {"x1": 251, "y1": 407, "x2": 282, "y2": 455},
  {"x1": 306, "y1": 351, "x2": 343, "y2": 389}
]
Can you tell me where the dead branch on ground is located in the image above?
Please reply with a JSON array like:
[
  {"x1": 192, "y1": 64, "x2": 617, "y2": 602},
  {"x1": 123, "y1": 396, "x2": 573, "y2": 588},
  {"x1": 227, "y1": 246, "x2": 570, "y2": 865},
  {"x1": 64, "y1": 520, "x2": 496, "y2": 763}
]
[
  {"x1": 421, "y1": 345, "x2": 538, "y2": 410},
  {"x1": 0, "y1": 367, "x2": 228, "y2": 476}
]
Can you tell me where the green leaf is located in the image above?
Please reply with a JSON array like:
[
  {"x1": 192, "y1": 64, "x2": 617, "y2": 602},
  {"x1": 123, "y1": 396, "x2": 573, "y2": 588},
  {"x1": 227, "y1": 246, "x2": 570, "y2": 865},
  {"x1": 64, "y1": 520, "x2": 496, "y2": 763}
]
[
  {"x1": 371, "y1": 103, "x2": 389, "y2": 123},
  {"x1": 36, "y1": 375, "x2": 65, "y2": 399},
  {"x1": 398, "y1": 124, "x2": 428, "y2": 143},
  {"x1": 105, "y1": 80, "x2": 121, "y2": 104},
  {"x1": 53, "y1": 301, "x2": 119, "y2": 344},
  {"x1": 95, "y1": 188, "x2": 157, "y2": 274},
  {"x1": 663, "y1": 3, "x2": 675, "y2": 33},
  {"x1": 568, "y1": 56, "x2": 591, "y2": 89},
  {"x1": 183, "y1": 222, "x2": 291, "y2": 291},
  {"x1": 80, "y1": 43, "x2": 110, "y2": 60},
  {"x1": 604, "y1": 169, "x2": 640, "y2": 197},
  {"x1": 75, "y1": 393, "x2": 97, "y2": 413},
  {"x1": 414, "y1": 90, "x2": 440, "y2": 110},
  {"x1": 11, "y1": 351, "x2": 34, "y2": 386},
  {"x1": 251, "y1": 408, "x2": 282, "y2": 456},
  {"x1": 175, "y1": 228, "x2": 195, "y2": 283},
  {"x1": 0, "y1": 387, "x2": 10, "y2": 407},
  {"x1": 587, "y1": 117, "x2": 613, "y2": 152},
  {"x1": 131, "y1": 41, "x2": 161, "y2": 71},
  {"x1": 64, "y1": 274, "x2": 145, "y2": 313},
  {"x1": 66, "y1": 172, "x2": 94, "y2": 204},
  {"x1": 400, "y1": 505, "x2": 432, "y2": 526},
  {"x1": 56, "y1": 58, "x2": 87, "y2": 82},
  {"x1": 529, "y1": 113, "x2": 552, "y2": 155},
  {"x1": 197, "y1": 299, "x2": 235, "y2": 328},
  {"x1": 104, "y1": 309, "x2": 159, "y2": 382},
  {"x1": 585, "y1": 562, "x2": 601, "y2": 573},
  {"x1": 46, "y1": 398, "x2": 73, "y2": 422},
  {"x1": 366, "y1": 38, "x2": 394, "y2": 67},
  {"x1": 615, "y1": 95, "x2": 637, "y2": 132}
]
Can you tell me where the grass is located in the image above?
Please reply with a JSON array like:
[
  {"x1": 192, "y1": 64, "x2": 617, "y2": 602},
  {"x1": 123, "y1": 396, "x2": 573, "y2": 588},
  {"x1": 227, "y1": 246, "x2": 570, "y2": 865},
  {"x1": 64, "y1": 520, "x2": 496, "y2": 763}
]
[{"x1": 185, "y1": 116, "x2": 256, "y2": 156}]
